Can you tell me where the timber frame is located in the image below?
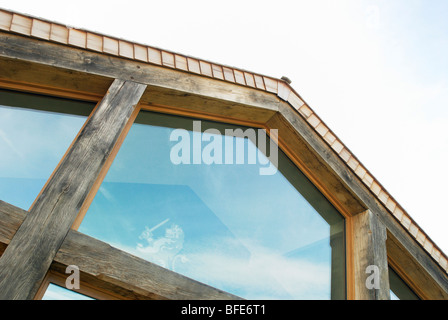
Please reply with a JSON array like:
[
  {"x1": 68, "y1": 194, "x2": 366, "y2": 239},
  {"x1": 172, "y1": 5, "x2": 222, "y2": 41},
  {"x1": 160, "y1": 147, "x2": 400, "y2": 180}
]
[{"x1": 0, "y1": 8, "x2": 447, "y2": 300}]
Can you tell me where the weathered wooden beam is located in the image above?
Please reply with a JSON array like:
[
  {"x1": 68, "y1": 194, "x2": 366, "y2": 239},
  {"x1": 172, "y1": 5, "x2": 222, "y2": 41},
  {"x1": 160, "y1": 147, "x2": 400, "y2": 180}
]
[
  {"x1": 0, "y1": 79, "x2": 147, "y2": 299},
  {"x1": 0, "y1": 200, "x2": 239, "y2": 300},
  {"x1": 52, "y1": 230, "x2": 241, "y2": 300},
  {"x1": 0, "y1": 200, "x2": 26, "y2": 255},
  {"x1": 387, "y1": 231, "x2": 448, "y2": 300},
  {"x1": 352, "y1": 210, "x2": 389, "y2": 300},
  {"x1": 269, "y1": 102, "x2": 448, "y2": 298},
  {"x1": 0, "y1": 32, "x2": 279, "y2": 124},
  {"x1": 0, "y1": 32, "x2": 368, "y2": 218},
  {"x1": 0, "y1": 31, "x2": 446, "y2": 300},
  {"x1": 267, "y1": 105, "x2": 367, "y2": 215},
  {"x1": 0, "y1": 56, "x2": 111, "y2": 101}
]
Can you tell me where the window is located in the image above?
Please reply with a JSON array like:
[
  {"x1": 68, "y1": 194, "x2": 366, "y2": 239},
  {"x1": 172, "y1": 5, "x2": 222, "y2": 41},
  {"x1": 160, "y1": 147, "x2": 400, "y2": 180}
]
[
  {"x1": 42, "y1": 283, "x2": 94, "y2": 300},
  {"x1": 389, "y1": 266, "x2": 419, "y2": 300},
  {"x1": 78, "y1": 110, "x2": 346, "y2": 300},
  {"x1": 0, "y1": 89, "x2": 94, "y2": 210}
]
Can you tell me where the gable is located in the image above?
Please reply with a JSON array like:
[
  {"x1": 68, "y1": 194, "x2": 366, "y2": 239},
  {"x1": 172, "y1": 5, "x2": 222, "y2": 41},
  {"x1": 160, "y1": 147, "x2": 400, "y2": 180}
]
[{"x1": 0, "y1": 7, "x2": 446, "y2": 299}]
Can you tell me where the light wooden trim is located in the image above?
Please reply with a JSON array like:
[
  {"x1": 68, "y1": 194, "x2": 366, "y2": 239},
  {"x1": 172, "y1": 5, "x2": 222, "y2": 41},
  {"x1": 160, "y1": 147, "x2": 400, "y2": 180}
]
[
  {"x1": 345, "y1": 215, "x2": 355, "y2": 299},
  {"x1": 386, "y1": 230, "x2": 448, "y2": 300},
  {"x1": 387, "y1": 255, "x2": 427, "y2": 300},
  {"x1": 266, "y1": 108, "x2": 366, "y2": 215},
  {"x1": 265, "y1": 124, "x2": 356, "y2": 299},
  {"x1": 35, "y1": 271, "x2": 122, "y2": 300},
  {"x1": 0, "y1": 78, "x2": 103, "y2": 102},
  {"x1": 140, "y1": 103, "x2": 267, "y2": 129},
  {"x1": 33, "y1": 271, "x2": 50, "y2": 300}
]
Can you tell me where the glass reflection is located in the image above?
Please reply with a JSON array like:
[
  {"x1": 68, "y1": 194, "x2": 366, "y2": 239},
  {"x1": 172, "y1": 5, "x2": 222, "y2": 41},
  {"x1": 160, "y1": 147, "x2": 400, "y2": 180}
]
[
  {"x1": 80, "y1": 111, "x2": 346, "y2": 299},
  {"x1": 42, "y1": 283, "x2": 94, "y2": 300},
  {"x1": 389, "y1": 266, "x2": 419, "y2": 300},
  {"x1": 0, "y1": 89, "x2": 94, "y2": 210}
]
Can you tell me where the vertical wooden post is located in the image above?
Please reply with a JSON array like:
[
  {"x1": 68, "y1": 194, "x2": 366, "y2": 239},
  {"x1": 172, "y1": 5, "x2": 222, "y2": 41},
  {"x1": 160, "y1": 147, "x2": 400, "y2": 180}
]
[
  {"x1": 0, "y1": 79, "x2": 147, "y2": 299},
  {"x1": 352, "y1": 210, "x2": 390, "y2": 300}
]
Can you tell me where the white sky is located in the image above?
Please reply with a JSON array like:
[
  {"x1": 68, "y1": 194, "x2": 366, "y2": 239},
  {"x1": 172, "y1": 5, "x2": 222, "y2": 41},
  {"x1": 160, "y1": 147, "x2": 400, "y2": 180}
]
[{"x1": 1, "y1": 0, "x2": 447, "y2": 255}]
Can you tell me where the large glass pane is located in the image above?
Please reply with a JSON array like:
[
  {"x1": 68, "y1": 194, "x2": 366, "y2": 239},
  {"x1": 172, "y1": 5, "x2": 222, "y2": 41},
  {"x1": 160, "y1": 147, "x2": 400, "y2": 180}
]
[
  {"x1": 0, "y1": 89, "x2": 94, "y2": 210},
  {"x1": 389, "y1": 266, "x2": 419, "y2": 300},
  {"x1": 79, "y1": 111, "x2": 346, "y2": 300},
  {"x1": 42, "y1": 283, "x2": 94, "y2": 300}
]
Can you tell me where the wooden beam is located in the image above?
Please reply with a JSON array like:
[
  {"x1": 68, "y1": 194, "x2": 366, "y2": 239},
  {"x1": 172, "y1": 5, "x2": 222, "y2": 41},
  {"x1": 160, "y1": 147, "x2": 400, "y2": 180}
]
[
  {"x1": 0, "y1": 31, "x2": 446, "y2": 299},
  {"x1": 0, "y1": 79, "x2": 147, "y2": 299},
  {"x1": 0, "y1": 32, "x2": 279, "y2": 124},
  {"x1": 52, "y1": 230, "x2": 241, "y2": 300},
  {"x1": 0, "y1": 56, "x2": 111, "y2": 101},
  {"x1": 349, "y1": 177, "x2": 448, "y2": 297},
  {"x1": 387, "y1": 231, "x2": 448, "y2": 300},
  {"x1": 352, "y1": 210, "x2": 390, "y2": 300},
  {"x1": 0, "y1": 32, "x2": 367, "y2": 218},
  {"x1": 0, "y1": 200, "x2": 26, "y2": 255},
  {"x1": 0, "y1": 200, "x2": 240, "y2": 300},
  {"x1": 269, "y1": 102, "x2": 448, "y2": 298},
  {"x1": 267, "y1": 104, "x2": 367, "y2": 216}
]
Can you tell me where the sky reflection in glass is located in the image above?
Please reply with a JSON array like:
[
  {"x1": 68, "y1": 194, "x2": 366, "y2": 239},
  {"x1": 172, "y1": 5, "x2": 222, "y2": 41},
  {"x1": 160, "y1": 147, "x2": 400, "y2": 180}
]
[
  {"x1": 0, "y1": 90, "x2": 93, "y2": 210},
  {"x1": 42, "y1": 283, "x2": 94, "y2": 300},
  {"x1": 79, "y1": 111, "x2": 345, "y2": 300}
]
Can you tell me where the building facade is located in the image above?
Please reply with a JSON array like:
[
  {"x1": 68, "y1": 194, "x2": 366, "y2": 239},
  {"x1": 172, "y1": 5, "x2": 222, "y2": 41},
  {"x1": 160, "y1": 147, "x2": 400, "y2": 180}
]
[{"x1": 0, "y1": 8, "x2": 447, "y2": 300}]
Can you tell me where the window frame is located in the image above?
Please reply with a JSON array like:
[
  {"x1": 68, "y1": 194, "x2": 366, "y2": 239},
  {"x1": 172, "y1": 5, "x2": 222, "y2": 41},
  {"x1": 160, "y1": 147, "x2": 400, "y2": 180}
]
[
  {"x1": 74, "y1": 107, "x2": 348, "y2": 300},
  {"x1": 0, "y1": 80, "x2": 355, "y2": 300},
  {"x1": 64, "y1": 101, "x2": 353, "y2": 300},
  {"x1": 0, "y1": 68, "x2": 444, "y2": 300},
  {"x1": 0, "y1": 87, "x2": 98, "y2": 212}
]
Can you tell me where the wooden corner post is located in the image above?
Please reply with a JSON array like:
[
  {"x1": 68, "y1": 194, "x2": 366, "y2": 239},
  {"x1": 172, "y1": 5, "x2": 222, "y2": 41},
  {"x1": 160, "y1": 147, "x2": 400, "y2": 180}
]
[
  {"x1": 0, "y1": 79, "x2": 147, "y2": 299},
  {"x1": 352, "y1": 209, "x2": 390, "y2": 300}
]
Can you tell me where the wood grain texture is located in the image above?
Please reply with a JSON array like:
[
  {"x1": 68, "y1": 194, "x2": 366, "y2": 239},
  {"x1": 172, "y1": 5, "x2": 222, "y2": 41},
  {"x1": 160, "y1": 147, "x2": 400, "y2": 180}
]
[
  {"x1": 271, "y1": 101, "x2": 448, "y2": 298},
  {"x1": 52, "y1": 230, "x2": 241, "y2": 300},
  {"x1": 0, "y1": 32, "x2": 280, "y2": 114},
  {"x1": 0, "y1": 56, "x2": 111, "y2": 101},
  {"x1": 0, "y1": 29, "x2": 446, "y2": 299},
  {"x1": 352, "y1": 210, "x2": 389, "y2": 300},
  {"x1": 387, "y1": 232, "x2": 448, "y2": 300},
  {"x1": 0, "y1": 201, "x2": 27, "y2": 255},
  {"x1": 1, "y1": 8, "x2": 447, "y2": 273},
  {"x1": 0, "y1": 200, "x2": 239, "y2": 300},
  {"x1": 0, "y1": 79, "x2": 146, "y2": 299},
  {"x1": 267, "y1": 104, "x2": 367, "y2": 215},
  {"x1": 351, "y1": 176, "x2": 448, "y2": 298}
]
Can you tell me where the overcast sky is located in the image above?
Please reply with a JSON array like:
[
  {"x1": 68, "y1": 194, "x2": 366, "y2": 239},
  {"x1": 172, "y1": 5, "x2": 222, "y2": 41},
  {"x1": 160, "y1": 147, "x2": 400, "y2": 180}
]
[{"x1": 1, "y1": 0, "x2": 447, "y2": 254}]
